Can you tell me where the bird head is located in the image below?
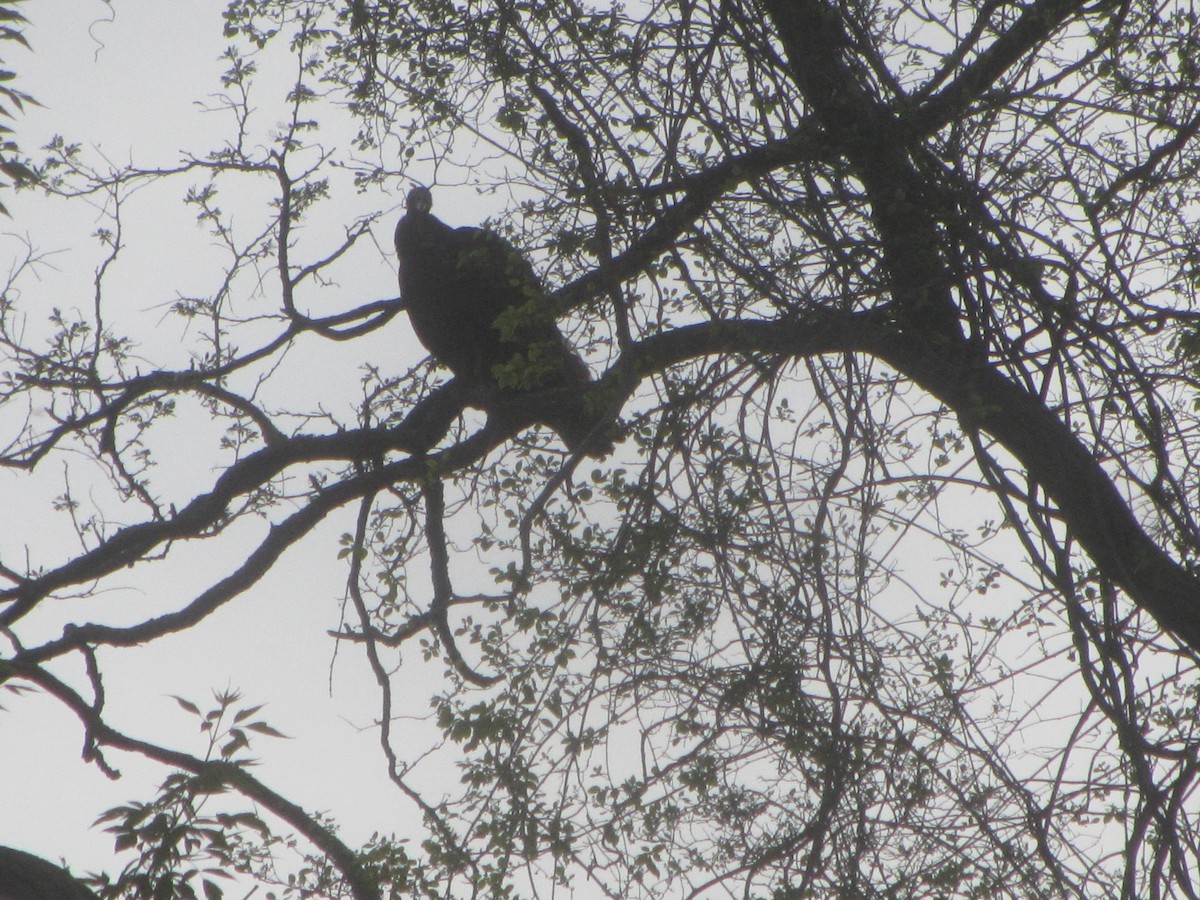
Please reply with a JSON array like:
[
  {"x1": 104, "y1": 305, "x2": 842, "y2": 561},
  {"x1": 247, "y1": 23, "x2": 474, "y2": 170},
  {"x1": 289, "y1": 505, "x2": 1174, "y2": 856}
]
[{"x1": 407, "y1": 186, "x2": 433, "y2": 216}]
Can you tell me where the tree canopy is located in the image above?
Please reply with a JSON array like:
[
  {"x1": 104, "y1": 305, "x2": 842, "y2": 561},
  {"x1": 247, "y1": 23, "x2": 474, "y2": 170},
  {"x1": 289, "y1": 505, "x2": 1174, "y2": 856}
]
[{"x1": 5, "y1": 0, "x2": 1200, "y2": 896}]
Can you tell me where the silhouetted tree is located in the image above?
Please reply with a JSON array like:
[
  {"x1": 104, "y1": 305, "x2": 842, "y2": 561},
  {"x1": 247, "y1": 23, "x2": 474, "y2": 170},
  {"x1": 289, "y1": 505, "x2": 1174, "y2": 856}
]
[{"x1": 5, "y1": 0, "x2": 1200, "y2": 896}]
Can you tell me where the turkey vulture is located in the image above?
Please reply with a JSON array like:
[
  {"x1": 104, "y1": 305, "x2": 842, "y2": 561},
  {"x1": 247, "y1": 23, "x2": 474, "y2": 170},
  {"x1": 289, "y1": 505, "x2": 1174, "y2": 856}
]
[
  {"x1": 0, "y1": 846, "x2": 98, "y2": 899},
  {"x1": 395, "y1": 186, "x2": 611, "y2": 456}
]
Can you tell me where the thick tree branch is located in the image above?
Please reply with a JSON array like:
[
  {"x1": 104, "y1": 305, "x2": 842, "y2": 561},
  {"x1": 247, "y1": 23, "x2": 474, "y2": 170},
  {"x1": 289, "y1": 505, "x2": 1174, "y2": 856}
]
[
  {"x1": 18, "y1": 459, "x2": 430, "y2": 664},
  {"x1": 911, "y1": 0, "x2": 1094, "y2": 136},
  {"x1": 550, "y1": 126, "x2": 824, "y2": 313},
  {"x1": 871, "y1": 332, "x2": 1200, "y2": 653},
  {"x1": 11, "y1": 288, "x2": 1200, "y2": 660},
  {"x1": 762, "y1": 0, "x2": 964, "y2": 339},
  {"x1": 761, "y1": 0, "x2": 1200, "y2": 651},
  {"x1": 2, "y1": 310, "x2": 872, "y2": 643},
  {"x1": 0, "y1": 382, "x2": 472, "y2": 626}
]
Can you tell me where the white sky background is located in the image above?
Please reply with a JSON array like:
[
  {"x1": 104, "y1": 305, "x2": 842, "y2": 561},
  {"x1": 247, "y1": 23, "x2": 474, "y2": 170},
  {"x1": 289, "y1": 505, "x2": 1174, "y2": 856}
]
[{"x1": 0, "y1": 0, "x2": 453, "y2": 880}]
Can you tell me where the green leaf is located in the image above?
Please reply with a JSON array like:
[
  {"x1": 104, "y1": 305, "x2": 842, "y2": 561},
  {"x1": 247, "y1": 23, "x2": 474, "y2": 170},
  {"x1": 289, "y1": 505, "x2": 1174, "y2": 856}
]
[
  {"x1": 170, "y1": 695, "x2": 202, "y2": 716},
  {"x1": 245, "y1": 721, "x2": 288, "y2": 738}
]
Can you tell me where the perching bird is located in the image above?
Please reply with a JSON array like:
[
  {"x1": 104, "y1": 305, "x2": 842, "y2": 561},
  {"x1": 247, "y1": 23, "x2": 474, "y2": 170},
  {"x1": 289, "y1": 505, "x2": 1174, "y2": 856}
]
[{"x1": 395, "y1": 186, "x2": 611, "y2": 456}]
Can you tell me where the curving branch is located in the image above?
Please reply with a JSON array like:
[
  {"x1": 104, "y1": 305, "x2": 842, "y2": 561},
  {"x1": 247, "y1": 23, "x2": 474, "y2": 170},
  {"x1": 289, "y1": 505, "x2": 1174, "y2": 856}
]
[
  {"x1": 551, "y1": 125, "x2": 825, "y2": 313},
  {"x1": 10, "y1": 279, "x2": 1200, "y2": 659},
  {"x1": 422, "y1": 477, "x2": 502, "y2": 687},
  {"x1": 873, "y1": 330, "x2": 1200, "y2": 654},
  {"x1": 0, "y1": 382, "x2": 471, "y2": 626},
  {"x1": 758, "y1": 0, "x2": 1200, "y2": 651},
  {"x1": 1, "y1": 312, "x2": 869, "y2": 658},
  {"x1": 15, "y1": 663, "x2": 382, "y2": 900}
]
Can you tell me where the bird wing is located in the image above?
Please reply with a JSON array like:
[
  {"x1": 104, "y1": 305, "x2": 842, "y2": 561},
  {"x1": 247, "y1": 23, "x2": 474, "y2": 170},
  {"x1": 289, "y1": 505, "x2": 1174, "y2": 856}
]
[
  {"x1": 397, "y1": 209, "x2": 609, "y2": 455},
  {"x1": 448, "y1": 225, "x2": 545, "y2": 325},
  {"x1": 396, "y1": 212, "x2": 500, "y2": 379}
]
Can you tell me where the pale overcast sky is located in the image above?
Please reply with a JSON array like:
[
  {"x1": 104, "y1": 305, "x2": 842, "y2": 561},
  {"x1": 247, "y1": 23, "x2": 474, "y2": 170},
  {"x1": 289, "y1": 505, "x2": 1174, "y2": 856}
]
[{"x1": 2, "y1": 1, "x2": 440, "y2": 881}]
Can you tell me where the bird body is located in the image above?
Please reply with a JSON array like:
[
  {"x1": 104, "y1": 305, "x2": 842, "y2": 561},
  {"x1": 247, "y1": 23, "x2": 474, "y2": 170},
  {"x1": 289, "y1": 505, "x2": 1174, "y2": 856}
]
[{"x1": 395, "y1": 187, "x2": 610, "y2": 455}]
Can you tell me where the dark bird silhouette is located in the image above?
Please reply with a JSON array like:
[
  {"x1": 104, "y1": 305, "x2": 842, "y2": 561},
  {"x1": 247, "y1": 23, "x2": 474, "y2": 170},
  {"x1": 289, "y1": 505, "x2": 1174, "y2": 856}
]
[
  {"x1": 0, "y1": 846, "x2": 98, "y2": 899},
  {"x1": 395, "y1": 186, "x2": 612, "y2": 456}
]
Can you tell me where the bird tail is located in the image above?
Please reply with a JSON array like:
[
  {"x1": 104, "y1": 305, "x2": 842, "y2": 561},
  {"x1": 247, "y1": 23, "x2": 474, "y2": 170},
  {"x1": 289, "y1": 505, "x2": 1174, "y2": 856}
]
[
  {"x1": 539, "y1": 344, "x2": 616, "y2": 458},
  {"x1": 543, "y1": 401, "x2": 616, "y2": 459}
]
